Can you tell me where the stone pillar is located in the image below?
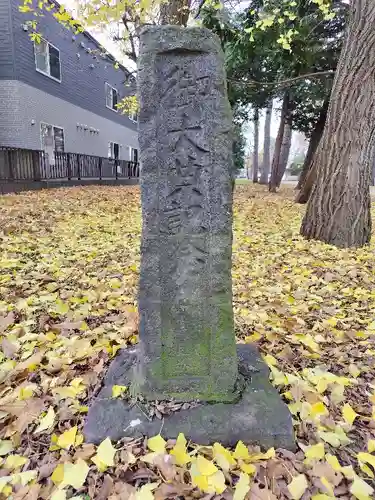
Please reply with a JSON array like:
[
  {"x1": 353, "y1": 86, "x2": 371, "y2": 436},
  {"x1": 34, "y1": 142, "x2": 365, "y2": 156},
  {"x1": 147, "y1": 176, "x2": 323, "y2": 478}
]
[
  {"x1": 134, "y1": 25, "x2": 238, "y2": 402},
  {"x1": 85, "y1": 26, "x2": 294, "y2": 451}
]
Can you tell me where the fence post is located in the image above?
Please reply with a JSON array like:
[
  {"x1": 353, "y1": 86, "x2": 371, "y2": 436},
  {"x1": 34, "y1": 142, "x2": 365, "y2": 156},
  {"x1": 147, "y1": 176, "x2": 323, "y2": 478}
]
[
  {"x1": 115, "y1": 159, "x2": 118, "y2": 180},
  {"x1": 31, "y1": 150, "x2": 41, "y2": 181},
  {"x1": 98, "y1": 157, "x2": 102, "y2": 180},
  {"x1": 77, "y1": 154, "x2": 81, "y2": 180},
  {"x1": 7, "y1": 150, "x2": 14, "y2": 180},
  {"x1": 67, "y1": 153, "x2": 72, "y2": 180}
]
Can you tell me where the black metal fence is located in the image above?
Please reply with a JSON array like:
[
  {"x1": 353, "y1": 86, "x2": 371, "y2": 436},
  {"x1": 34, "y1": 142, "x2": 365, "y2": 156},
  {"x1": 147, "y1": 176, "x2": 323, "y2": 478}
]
[{"x1": 0, "y1": 147, "x2": 140, "y2": 183}]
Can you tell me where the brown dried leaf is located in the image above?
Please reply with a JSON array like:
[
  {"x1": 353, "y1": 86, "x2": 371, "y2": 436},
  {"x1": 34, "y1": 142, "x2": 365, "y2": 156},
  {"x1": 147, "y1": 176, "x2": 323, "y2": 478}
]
[
  {"x1": 0, "y1": 311, "x2": 15, "y2": 333},
  {"x1": 13, "y1": 398, "x2": 45, "y2": 433},
  {"x1": 1, "y1": 338, "x2": 19, "y2": 358},
  {"x1": 73, "y1": 443, "x2": 97, "y2": 461},
  {"x1": 96, "y1": 474, "x2": 114, "y2": 500},
  {"x1": 153, "y1": 453, "x2": 177, "y2": 481},
  {"x1": 249, "y1": 481, "x2": 278, "y2": 500},
  {"x1": 38, "y1": 460, "x2": 58, "y2": 481}
]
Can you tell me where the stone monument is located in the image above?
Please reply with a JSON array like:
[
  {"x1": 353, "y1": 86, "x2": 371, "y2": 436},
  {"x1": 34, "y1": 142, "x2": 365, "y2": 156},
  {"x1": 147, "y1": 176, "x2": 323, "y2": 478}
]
[{"x1": 85, "y1": 25, "x2": 294, "y2": 450}]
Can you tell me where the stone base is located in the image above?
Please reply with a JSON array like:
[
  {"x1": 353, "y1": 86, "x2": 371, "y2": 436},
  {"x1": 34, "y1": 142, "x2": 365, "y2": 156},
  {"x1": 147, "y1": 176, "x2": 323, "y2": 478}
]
[{"x1": 84, "y1": 344, "x2": 295, "y2": 450}]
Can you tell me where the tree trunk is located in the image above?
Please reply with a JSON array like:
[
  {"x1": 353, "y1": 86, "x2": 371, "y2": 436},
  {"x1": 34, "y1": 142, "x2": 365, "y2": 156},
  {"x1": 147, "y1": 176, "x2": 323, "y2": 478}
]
[
  {"x1": 276, "y1": 121, "x2": 292, "y2": 187},
  {"x1": 295, "y1": 99, "x2": 329, "y2": 202},
  {"x1": 253, "y1": 109, "x2": 259, "y2": 183},
  {"x1": 160, "y1": 0, "x2": 191, "y2": 25},
  {"x1": 260, "y1": 102, "x2": 272, "y2": 184},
  {"x1": 300, "y1": 1, "x2": 375, "y2": 248},
  {"x1": 269, "y1": 93, "x2": 289, "y2": 192}
]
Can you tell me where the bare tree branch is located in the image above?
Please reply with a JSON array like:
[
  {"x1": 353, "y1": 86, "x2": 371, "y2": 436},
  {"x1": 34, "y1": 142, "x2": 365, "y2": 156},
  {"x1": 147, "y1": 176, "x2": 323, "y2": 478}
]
[{"x1": 228, "y1": 70, "x2": 334, "y2": 88}]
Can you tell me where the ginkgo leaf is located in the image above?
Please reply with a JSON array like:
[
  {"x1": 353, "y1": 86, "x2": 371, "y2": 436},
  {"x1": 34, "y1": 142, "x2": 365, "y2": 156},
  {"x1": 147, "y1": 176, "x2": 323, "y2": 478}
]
[
  {"x1": 357, "y1": 452, "x2": 375, "y2": 478},
  {"x1": 57, "y1": 426, "x2": 77, "y2": 449},
  {"x1": 190, "y1": 461, "x2": 209, "y2": 492},
  {"x1": 170, "y1": 433, "x2": 191, "y2": 466},
  {"x1": 304, "y1": 442, "x2": 325, "y2": 461},
  {"x1": 263, "y1": 354, "x2": 278, "y2": 366},
  {"x1": 35, "y1": 406, "x2": 55, "y2": 433},
  {"x1": 51, "y1": 463, "x2": 65, "y2": 485},
  {"x1": 310, "y1": 402, "x2": 328, "y2": 418},
  {"x1": 51, "y1": 490, "x2": 67, "y2": 500},
  {"x1": 349, "y1": 364, "x2": 361, "y2": 378},
  {"x1": 233, "y1": 472, "x2": 250, "y2": 500},
  {"x1": 196, "y1": 455, "x2": 218, "y2": 476},
  {"x1": 207, "y1": 470, "x2": 226, "y2": 494},
  {"x1": 233, "y1": 441, "x2": 250, "y2": 460},
  {"x1": 342, "y1": 403, "x2": 358, "y2": 426},
  {"x1": 0, "y1": 440, "x2": 13, "y2": 456},
  {"x1": 60, "y1": 459, "x2": 89, "y2": 490},
  {"x1": 325, "y1": 454, "x2": 342, "y2": 471},
  {"x1": 350, "y1": 477, "x2": 374, "y2": 500},
  {"x1": 134, "y1": 482, "x2": 160, "y2": 500},
  {"x1": 4, "y1": 454, "x2": 28, "y2": 470},
  {"x1": 288, "y1": 474, "x2": 308, "y2": 500},
  {"x1": 368, "y1": 439, "x2": 375, "y2": 453},
  {"x1": 92, "y1": 437, "x2": 116, "y2": 470},
  {"x1": 213, "y1": 442, "x2": 236, "y2": 471},
  {"x1": 111, "y1": 385, "x2": 127, "y2": 398},
  {"x1": 240, "y1": 462, "x2": 256, "y2": 474},
  {"x1": 147, "y1": 434, "x2": 166, "y2": 454},
  {"x1": 10, "y1": 470, "x2": 37, "y2": 486},
  {"x1": 320, "y1": 476, "x2": 334, "y2": 496}
]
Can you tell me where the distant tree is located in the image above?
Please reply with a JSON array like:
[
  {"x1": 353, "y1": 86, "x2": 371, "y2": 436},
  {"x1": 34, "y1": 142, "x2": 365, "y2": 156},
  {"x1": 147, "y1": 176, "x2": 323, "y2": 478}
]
[
  {"x1": 252, "y1": 109, "x2": 260, "y2": 183},
  {"x1": 260, "y1": 102, "x2": 272, "y2": 184},
  {"x1": 233, "y1": 124, "x2": 246, "y2": 178}
]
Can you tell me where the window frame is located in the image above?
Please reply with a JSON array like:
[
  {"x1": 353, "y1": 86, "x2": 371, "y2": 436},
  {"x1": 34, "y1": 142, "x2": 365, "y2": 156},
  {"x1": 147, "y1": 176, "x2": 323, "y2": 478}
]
[
  {"x1": 40, "y1": 122, "x2": 65, "y2": 153},
  {"x1": 108, "y1": 141, "x2": 120, "y2": 159},
  {"x1": 105, "y1": 83, "x2": 119, "y2": 112},
  {"x1": 34, "y1": 38, "x2": 62, "y2": 83},
  {"x1": 129, "y1": 146, "x2": 138, "y2": 163}
]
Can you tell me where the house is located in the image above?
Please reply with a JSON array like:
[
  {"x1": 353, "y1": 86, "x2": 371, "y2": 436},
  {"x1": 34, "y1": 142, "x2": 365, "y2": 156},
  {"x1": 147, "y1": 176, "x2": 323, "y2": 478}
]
[{"x1": 0, "y1": 0, "x2": 138, "y2": 164}]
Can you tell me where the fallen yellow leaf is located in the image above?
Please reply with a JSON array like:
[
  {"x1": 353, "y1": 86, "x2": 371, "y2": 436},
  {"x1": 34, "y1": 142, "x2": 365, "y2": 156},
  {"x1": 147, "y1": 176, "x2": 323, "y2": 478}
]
[
  {"x1": 35, "y1": 406, "x2": 55, "y2": 433},
  {"x1": 60, "y1": 458, "x2": 89, "y2": 490},
  {"x1": 233, "y1": 472, "x2": 250, "y2": 500},
  {"x1": 288, "y1": 474, "x2": 308, "y2": 500},
  {"x1": 233, "y1": 441, "x2": 250, "y2": 460},
  {"x1": 196, "y1": 455, "x2": 218, "y2": 476},
  {"x1": 350, "y1": 477, "x2": 374, "y2": 500},
  {"x1": 91, "y1": 437, "x2": 116, "y2": 471},
  {"x1": 147, "y1": 434, "x2": 166, "y2": 454},
  {"x1": 342, "y1": 403, "x2": 358, "y2": 426},
  {"x1": 57, "y1": 426, "x2": 77, "y2": 450},
  {"x1": 111, "y1": 385, "x2": 127, "y2": 398}
]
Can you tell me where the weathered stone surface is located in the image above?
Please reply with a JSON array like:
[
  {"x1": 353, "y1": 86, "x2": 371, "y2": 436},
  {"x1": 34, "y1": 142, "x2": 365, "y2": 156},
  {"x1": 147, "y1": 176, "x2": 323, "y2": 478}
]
[
  {"x1": 135, "y1": 25, "x2": 237, "y2": 402},
  {"x1": 84, "y1": 345, "x2": 295, "y2": 450}
]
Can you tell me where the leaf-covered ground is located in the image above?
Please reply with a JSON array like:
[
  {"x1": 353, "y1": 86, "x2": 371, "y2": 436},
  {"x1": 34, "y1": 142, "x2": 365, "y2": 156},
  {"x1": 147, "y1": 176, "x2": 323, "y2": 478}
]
[{"x1": 0, "y1": 184, "x2": 375, "y2": 500}]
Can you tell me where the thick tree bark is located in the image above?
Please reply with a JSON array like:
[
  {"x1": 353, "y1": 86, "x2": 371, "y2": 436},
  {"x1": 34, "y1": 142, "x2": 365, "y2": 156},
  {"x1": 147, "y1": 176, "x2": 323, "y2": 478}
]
[
  {"x1": 295, "y1": 99, "x2": 329, "y2": 202},
  {"x1": 276, "y1": 121, "x2": 292, "y2": 187},
  {"x1": 260, "y1": 102, "x2": 272, "y2": 185},
  {"x1": 253, "y1": 108, "x2": 259, "y2": 183},
  {"x1": 301, "y1": 1, "x2": 375, "y2": 248},
  {"x1": 269, "y1": 93, "x2": 289, "y2": 192},
  {"x1": 160, "y1": 0, "x2": 191, "y2": 25}
]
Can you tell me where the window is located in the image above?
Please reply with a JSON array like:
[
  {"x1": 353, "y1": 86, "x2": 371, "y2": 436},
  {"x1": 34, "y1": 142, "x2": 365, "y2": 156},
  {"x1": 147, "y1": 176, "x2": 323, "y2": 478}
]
[
  {"x1": 41, "y1": 123, "x2": 65, "y2": 165},
  {"x1": 129, "y1": 147, "x2": 138, "y2": 163},
  {"x1": 34, "y1": 39, "x2": 61, "y2": 81},
  {"x1": 105, "y1": 83, "x2": 118, "y2": 111},
  {"x1": 108, "y1": 142, "x2": 119, "y2": 159},
  {"x1": 128, "y1": 110, "x2": 138, "y2": 122}
]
